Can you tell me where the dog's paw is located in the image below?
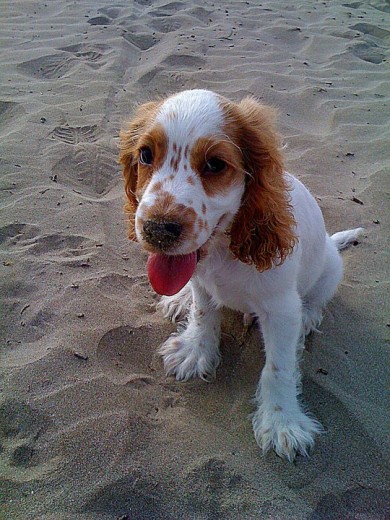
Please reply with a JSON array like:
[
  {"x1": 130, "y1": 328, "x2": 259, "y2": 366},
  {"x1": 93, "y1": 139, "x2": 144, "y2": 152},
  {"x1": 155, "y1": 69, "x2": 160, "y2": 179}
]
[
  {"x1": 157, "y1": 285, "x2": 192, "y2": 323},
  {"x1": 159, "y1": 332, "x2": 220, "y2": 382},
  {"x1": 252, "y1": 405, "x2": 323, "y2": 461}
]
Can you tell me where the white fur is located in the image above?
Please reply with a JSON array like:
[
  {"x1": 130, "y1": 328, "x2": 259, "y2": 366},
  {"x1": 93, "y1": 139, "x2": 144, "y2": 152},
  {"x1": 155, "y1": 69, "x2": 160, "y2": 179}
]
[
  {"x1": 158, "y1": 173, "x2": 363, "y2": 460},
  {"x1": 155, "y1": 89, "x2": 224, "y2": 141}
]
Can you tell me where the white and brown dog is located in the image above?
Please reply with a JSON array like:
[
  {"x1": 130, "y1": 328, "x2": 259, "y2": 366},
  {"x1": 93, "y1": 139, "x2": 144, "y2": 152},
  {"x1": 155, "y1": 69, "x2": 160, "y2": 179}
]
[{"x1": 120, "y1": 89, "x2": 362, "y2": 460}]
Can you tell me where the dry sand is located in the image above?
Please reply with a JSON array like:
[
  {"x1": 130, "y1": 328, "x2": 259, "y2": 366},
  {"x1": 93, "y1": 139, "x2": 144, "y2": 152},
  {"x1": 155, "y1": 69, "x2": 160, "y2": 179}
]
[{"x1": 1, "y1": 0, "x2": 389, "y2": 518}]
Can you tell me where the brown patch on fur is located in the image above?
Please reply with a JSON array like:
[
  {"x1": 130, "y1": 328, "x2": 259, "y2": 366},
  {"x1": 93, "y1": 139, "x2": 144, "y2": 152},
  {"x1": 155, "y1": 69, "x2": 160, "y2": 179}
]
[
  {"x1": 221, "y1": 97, "x2": 297, "y2": 272},
  {"x1": 151, "y1": 191, "x2": 175, "y2": 212},
  {"x1": 187, "y1": 176, "x2": 195, "y2": 185},
  {"x1": 172, "y1": 159, "x2": 179, "y2": 172},
  {"x1": 202, "y1": 203, "x2": 207, "y2": 214},
  {"x1": 184, "y1": 144, "x2": 190, "y2": 159},
  {"x1": 150, "y1": 181, "x2": 163, "y2": 194},
  {"x1": 190, "y1": 136, "x2": 245, "y2": 197},
  {"x1": 197, "y1": 218, "x2": 204, "y2": 232},
  {"x1": 170, "y1": 145, "x2": 183, "y2": 172},
  {"x1": 119, "y1": 101, "x2": 166, "y2": 240}
]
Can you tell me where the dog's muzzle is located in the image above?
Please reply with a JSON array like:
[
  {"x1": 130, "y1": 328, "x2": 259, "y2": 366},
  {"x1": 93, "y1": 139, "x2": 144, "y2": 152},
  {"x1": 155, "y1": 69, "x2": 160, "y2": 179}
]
[{"x1": 142, "y1": 219, "x2": 182, "y2": 249}]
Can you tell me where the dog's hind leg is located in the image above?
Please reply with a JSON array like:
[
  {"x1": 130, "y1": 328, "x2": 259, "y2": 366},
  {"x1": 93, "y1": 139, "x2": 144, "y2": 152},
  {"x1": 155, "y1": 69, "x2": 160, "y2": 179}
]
[{"x1": 302, "y1": 235, "x2": 343, "y2": 335}]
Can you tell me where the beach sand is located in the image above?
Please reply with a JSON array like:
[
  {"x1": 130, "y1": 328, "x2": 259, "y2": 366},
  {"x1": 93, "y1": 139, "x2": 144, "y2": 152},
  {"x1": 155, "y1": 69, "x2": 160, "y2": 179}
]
[{"x1": 1, "y1": 0, "x2": 389, "y2": 518}]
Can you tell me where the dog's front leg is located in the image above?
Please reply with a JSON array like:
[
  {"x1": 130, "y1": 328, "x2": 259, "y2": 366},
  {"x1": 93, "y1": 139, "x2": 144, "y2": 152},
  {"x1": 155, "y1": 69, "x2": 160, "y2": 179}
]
[
  {"x1": 159, "y1": 281, "x2": 221, "y2": 381},
  {"x1": 253, "y1": 292, "x2": 322, "y2": 461}
]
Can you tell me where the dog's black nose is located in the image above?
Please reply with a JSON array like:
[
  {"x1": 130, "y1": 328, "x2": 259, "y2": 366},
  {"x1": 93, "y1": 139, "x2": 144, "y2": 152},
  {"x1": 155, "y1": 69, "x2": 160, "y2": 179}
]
[{"x1": 142, "y1": 220, "x2": 182, "y2": 249}]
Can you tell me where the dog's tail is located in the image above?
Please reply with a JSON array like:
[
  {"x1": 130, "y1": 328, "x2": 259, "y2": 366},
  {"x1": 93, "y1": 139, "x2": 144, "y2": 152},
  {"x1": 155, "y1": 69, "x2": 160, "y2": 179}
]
[{"x1": 331, "y1": 228, "x2": 364, "y2": 251}]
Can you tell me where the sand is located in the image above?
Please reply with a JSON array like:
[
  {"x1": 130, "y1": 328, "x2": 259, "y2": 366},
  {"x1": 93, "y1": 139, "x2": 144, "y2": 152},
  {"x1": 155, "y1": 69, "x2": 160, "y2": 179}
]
[{"x1": 1, "y1": 0, "x2": 389, "y2": 518}]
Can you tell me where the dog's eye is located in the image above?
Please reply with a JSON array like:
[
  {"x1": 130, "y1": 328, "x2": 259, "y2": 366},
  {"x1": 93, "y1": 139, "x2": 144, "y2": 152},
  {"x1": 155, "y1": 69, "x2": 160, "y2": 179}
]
[
  {"x1": 203, "y1": 157, "x2": 226, "y2": 175},
  {"x1": 139, "y1": 147, "x2": 153, "y2": 166}
]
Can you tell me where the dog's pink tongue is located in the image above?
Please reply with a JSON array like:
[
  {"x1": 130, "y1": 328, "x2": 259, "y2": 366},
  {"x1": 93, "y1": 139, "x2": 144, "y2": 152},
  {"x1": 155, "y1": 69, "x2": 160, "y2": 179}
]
[{"x1": 147, "y1": 252, "x2": 197, "y2": 296}]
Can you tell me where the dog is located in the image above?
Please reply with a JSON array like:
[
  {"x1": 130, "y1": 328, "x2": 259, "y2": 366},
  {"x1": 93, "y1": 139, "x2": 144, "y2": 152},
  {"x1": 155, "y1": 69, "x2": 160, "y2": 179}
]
[{"x1": 119, "y1": 89, "x2": 363, "y2": 460}]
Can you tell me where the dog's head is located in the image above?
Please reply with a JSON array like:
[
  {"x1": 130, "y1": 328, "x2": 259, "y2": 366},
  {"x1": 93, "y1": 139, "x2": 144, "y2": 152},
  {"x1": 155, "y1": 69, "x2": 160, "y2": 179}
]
[{"x1": 120, "y1": 89, "x2": 296, "y2": 294}]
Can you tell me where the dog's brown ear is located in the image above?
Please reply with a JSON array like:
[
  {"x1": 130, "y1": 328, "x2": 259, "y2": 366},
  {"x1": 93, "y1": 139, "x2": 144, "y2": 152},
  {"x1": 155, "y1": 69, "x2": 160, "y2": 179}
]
[
  {"x1": 119, "y1": 101, "x2": 160, "y2": 240},
  {"x1": 227, "y1": 98, "x2": 297, "y2": 271}
]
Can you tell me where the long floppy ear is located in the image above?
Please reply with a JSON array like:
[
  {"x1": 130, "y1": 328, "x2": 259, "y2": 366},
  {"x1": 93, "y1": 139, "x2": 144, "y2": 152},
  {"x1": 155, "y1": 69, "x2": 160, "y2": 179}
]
[
  {"x1": 227, "y1": 98, "x2": 297, "y2": 271},
  {"x1": 119, "y1": 101, "x2": 160, "y2": 240}
]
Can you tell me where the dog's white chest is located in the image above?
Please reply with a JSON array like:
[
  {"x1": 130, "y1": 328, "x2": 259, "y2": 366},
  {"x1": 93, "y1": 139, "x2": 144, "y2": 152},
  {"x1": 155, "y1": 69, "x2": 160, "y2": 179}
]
[{"x1": 195, "y1": 248, "x2": 256, "y2": 314}]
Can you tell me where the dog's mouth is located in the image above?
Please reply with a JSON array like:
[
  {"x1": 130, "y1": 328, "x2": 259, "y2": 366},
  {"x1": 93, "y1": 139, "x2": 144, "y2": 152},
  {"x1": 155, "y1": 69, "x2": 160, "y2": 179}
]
[
  {"x1": 145, "y1": 216, "x2": 227, "y2": 296},
  {"x1": 146, "y1": 250, "x2": 200, "y2": 296}
]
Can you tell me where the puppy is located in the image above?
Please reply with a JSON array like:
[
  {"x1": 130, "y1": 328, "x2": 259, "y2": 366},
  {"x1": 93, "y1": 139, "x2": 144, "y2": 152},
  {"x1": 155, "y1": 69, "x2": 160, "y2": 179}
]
[{"x1": 120, "y1": 89, "x2": 363, "y2": 460}]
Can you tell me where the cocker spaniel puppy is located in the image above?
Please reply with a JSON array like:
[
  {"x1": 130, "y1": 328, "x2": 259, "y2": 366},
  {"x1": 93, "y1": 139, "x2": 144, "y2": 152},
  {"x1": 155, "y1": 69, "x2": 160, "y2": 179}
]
[{"x1": 120, "y1": 89, "x2": 363, "y2": 461}]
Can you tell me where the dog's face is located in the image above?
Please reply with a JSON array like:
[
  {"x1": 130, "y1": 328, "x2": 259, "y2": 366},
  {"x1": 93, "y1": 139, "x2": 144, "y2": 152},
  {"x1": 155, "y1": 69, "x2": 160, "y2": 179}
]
[
  {"x1": 121, "y1": 90, "x2": 246, "y2": 256},
  {"x1": 120, "y1": 89, "x2": 296, "y2": 294}
]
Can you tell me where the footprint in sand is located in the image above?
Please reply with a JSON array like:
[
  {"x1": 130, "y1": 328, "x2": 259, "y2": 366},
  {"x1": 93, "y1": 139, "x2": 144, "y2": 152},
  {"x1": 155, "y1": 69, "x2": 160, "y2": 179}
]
[
  {"x1": 148, "y1": 5, "x2": 211, "y2": 33},
  {"x1": 0, "y1": 399, "x2": 51, "y2": 471},
  {"x1": 85, "y1": 5, "x2": 121, "y2": 26},
  {"x1": 187, "y1": 457, "x2": 242, "y2": 490},
  {"x1": 96, "y1": 315, "x2": 176, "y2": 387},
  {"x1": 188, "y1": 6, "x2": 214, "y2": 23},
  {"x1": 123, "y1": 32, "x2": 159, "y2": 51},
  {"x1": 150, "y1": 17, "x2": 183, "y2": 33},
  {"x1": 82, "y1": 471, "x2": 170, "y2": 518},
  {"x1": 148, "y1": 1, "x2": 185, "y2": 16},
  {"x1": 87, "y1": 15, "x2": 111, "y2": 26},
  {"x1": 26, "y1": 233, "x2": 97, "y2": 264},
  {"x1": 349, "y1": 22, "x2": 388, "y2": 64},
  {"x1": 96, "y1": 324, "x2": 164, "y2": 386},
  {"x1": 350, "y1": 22, "x2": 390, "y2": 39},
  {"x1": 185, "y1": 457, "x2": 248, "y2": 512},
  {"x1": 4, "y1": 226, "x2": 98, "y2": 266},
  {"x1": 18, "y1": 43, "x2": 108, "y2": 79},
  {"x1": 18, "y1": 53, "x2": 77, "y2": 79},
  {"x1": 0, "y1": 223, "x2": 40, "y2": 246},
  {"x1": 350, "y1": 41, "x2": 385, "y2": 64},
  {"x1": 51, "y1": 144, "x2": 118, "y2": 197},
  {"x1": 59, "y1": 43, "x2": 110, "y2": 64},
  {"x1": 51, "y1": 125, "x2": 99, "y2": 145},
  {"x1": 161, "y1": 54, "x2": 205, "y2": 68},
  {"x1": 97, "y1": 7, "x2": 121, "y2": 19}
]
